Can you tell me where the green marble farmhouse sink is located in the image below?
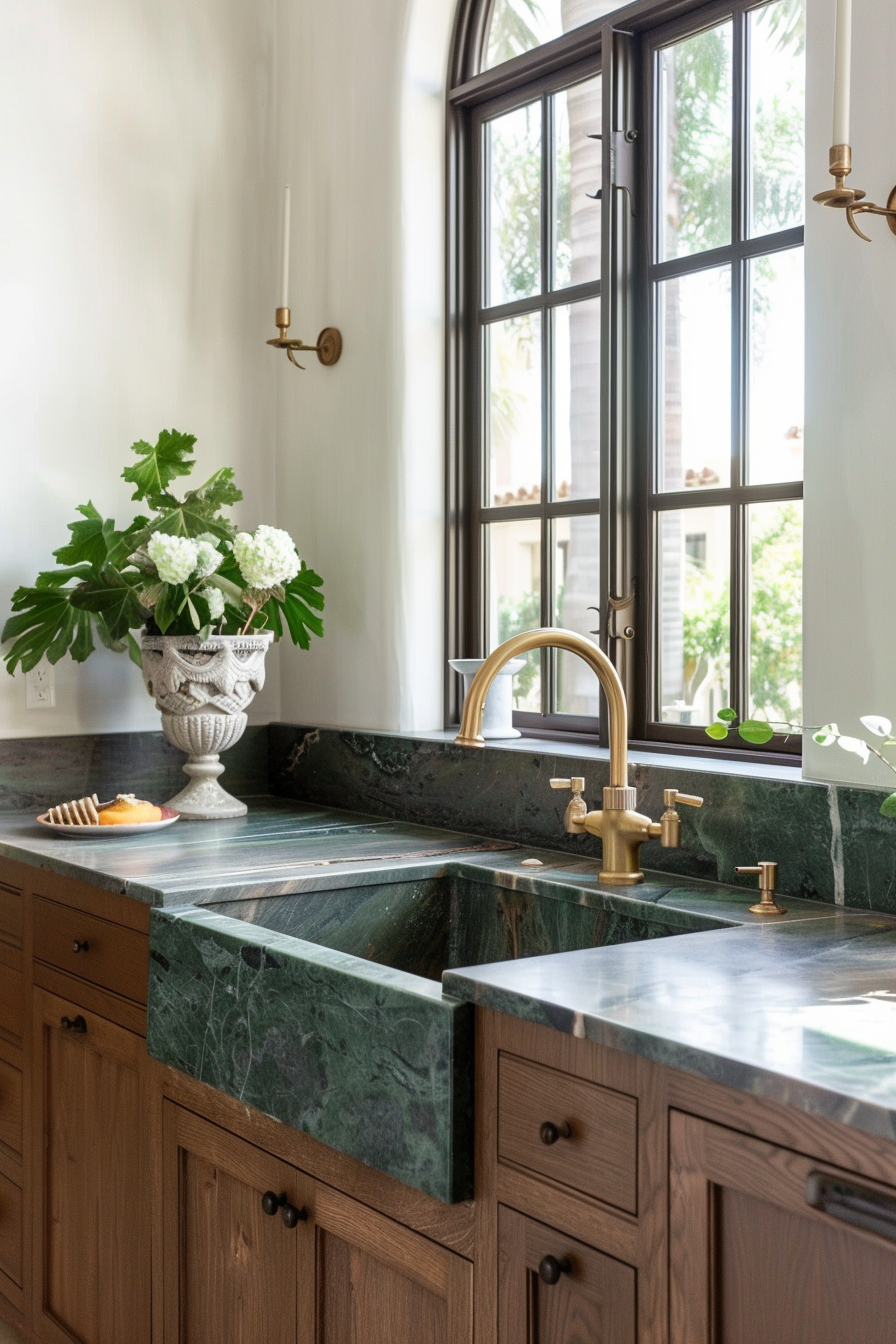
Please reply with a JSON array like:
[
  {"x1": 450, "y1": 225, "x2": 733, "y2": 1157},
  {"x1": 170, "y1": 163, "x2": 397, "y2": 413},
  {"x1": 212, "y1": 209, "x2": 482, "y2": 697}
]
[{"x1": 147, "y1": 870, "x2": 723, "y2": 1202}]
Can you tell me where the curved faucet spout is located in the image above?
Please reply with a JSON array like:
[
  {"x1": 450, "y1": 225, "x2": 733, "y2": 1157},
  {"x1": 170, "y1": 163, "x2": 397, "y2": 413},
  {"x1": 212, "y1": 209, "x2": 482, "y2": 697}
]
[{"x1": 454, "y1": 628, "x2": 629, "y2": 789}]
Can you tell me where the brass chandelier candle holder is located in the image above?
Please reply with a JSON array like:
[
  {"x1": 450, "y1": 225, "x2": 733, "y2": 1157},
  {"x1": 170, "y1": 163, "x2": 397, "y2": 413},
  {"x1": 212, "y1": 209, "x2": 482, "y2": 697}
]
[
  {"x1": 813, "y1": 144, "x2": 896, "y2": 243},
  {"x1": 267, "y1": 308, "x2": 343, "y2": 369}
]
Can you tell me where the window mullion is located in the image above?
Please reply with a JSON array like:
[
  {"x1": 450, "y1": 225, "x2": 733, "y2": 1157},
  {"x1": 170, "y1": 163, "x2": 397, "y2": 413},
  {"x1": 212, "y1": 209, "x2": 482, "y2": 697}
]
[
  {"x1": 732, "y1": 5, "x2": 749, "y2": 720},
  {"x1": 541, "y1": 92, "x2": 553, "y2": 713}
]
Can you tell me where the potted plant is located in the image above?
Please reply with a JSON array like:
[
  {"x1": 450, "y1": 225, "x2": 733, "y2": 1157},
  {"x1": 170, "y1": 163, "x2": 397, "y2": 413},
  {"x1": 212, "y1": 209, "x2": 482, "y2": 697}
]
[{"x1": 2, "y1": 429, "x2": 324, "y2": 818}]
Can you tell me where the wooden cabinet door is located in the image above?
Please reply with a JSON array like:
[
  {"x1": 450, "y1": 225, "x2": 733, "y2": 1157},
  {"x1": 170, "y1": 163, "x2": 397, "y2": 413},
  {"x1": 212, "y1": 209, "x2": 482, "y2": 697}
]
[
  {"x1": 161, "y1": 1102, "x2": 315, "y2": 1344},
  {"x1": 313, "y1": 1184, "x2": 472, "y2": 1344},
  {"x1": 497, "y1": 1205, "x2": 635, "y2": 1344},
  {"x1": 32, "y1": 986, "x2": 150, "y2": 1344},
  {"x1": 670, "y1": 1110, "x2": 896, "y2": 1343}
]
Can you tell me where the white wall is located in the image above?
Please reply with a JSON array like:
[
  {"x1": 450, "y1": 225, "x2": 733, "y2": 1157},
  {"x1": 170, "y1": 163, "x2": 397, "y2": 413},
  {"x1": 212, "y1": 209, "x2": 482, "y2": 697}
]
[
  {"x1": 272, "y1": 0, "x2": 452, "y2": 732},
  {"x1": 803, "y1": 0, "x2": 896, "y2": 788},
  {"x1": 0, "y1": 0, "x2": 282, "y2": 737}
]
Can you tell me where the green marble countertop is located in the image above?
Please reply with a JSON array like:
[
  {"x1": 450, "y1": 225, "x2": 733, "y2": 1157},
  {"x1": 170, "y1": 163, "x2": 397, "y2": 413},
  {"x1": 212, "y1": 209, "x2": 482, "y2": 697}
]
[{"x1": 4, "y1": 799, "x2": 896, "y2": 1149}]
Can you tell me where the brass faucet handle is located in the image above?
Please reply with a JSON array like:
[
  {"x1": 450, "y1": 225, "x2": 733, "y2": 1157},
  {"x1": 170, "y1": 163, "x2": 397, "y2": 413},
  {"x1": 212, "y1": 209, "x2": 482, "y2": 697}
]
[
  {"x1": 663, "y1": 789, "x2": 703, "y2": 808},
  {"x1": 735, "y1": 861, "x2": 786, "y2": 916},
  {"x1": 550, "y1": 777, "x2": 585, "y2": 792}
]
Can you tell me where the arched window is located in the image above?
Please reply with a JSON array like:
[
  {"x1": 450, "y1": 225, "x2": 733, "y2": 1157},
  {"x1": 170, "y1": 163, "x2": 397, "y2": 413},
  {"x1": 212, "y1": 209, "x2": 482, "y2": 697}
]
[{"x1": 447, "y1": 0, "x2": 805, "y2": 754}]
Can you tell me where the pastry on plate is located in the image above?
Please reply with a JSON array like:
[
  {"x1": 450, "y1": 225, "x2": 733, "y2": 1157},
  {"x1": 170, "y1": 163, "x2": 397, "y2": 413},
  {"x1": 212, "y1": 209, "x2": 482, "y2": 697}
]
[{"x1": 97, "y1": 794, "x2": 163, "y2": 826}]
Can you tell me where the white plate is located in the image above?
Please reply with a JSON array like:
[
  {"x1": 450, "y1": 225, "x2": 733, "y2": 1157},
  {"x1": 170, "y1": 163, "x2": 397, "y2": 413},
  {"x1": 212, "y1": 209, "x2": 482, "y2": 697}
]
[{"x1": 36, "y1": 807, "x2": 180, "y2": 837}]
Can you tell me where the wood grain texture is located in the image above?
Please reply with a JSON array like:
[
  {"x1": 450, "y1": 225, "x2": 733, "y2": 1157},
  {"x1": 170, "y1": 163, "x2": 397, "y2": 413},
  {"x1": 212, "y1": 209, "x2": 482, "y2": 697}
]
[
  {"x1": 29, "y1": 869, "x2": 151, "y2": 936},
  {"x1": 498, "y1": 1205, "x2": 635, "y2": 1344},
  {"x1": 31, "y1": 987, "x2": 150, "y2": 1344},
  {"x1": 0, "y1": 1172, "x2": 21, "y2": 1291},
  {"x1": 161, "y1": 1101, "x2": 314, "y2": 1344},
  {"x1": 0, "y1": 1063, "x2": 22, "y2": 1163},
  {"x1": 33, "y1": 897, "x2": 148, "y2": 1005},
  {"x1": 0, "y1": 970, "x2": 22, "y2": 1052},
  {"x1": 498, "y1": 1053, "x2": 638, "y2": 1214},
  {"x1": 157, "y1": 1064, "x2": 475, "y2": 1258},
  {"x1": 670, "y1": 1109, "x2": 896, "y2": 1344},
  {"x1": 0, "y1": 884, "x2": 23, "y2": 974},
  {"x1": 316, "y1": 1191, "x2": 472, "y2": 1344}
]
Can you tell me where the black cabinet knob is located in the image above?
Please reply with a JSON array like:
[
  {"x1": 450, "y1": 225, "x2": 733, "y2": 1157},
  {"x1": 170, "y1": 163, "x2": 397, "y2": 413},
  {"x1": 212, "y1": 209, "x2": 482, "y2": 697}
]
[
  {"x1": 280, "y1": 1201, "x2": 308, "y2": 1229},
  {"x1": 60, "y1": 1015, "x2": 87, "y2": 1034},
  {"x1": 72, "y1": 940, "x2": 90, "y2": 954},
  {"x1": 538, "y1": 1255, "x2": 571, "y2": 1285},
  {"x1": 260, "y1": 1190, "x2": 308, "y2": 1228},
  {"x1": 539, "y1": 1120, "x2": 572, "y2": 1145}
]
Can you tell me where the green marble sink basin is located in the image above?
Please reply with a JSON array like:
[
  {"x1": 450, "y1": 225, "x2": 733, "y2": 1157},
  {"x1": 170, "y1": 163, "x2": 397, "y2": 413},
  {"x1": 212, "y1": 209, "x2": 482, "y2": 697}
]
[{"x1": 147, "y1": 870, "x2": 725, "y2": 1202}]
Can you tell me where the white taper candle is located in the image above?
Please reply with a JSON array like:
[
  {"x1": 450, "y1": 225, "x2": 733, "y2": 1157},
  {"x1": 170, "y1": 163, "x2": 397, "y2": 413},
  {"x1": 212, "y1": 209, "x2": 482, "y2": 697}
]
[
  {"x1": 833, "y1": 0, "x2": 852, "y2": 146},
  {"x1": 279, "y1": 187, "x2": 291, "y2": 310}
]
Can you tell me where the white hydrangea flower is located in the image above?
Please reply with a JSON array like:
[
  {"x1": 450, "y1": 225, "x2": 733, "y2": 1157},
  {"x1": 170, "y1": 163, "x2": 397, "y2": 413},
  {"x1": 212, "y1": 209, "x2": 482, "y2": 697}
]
[
  {"x1": 232, "y1": 525, "x2": 300, "y2": 589},
  {"x1": 201, "y1": 585, "x2": 226, "y2": 621},
  {"x1": 194, "y1": 538, "x2": 222, "y2": 579},
  {"x1": 147, "y1": 533, "x2": 199, "y2": 585}
]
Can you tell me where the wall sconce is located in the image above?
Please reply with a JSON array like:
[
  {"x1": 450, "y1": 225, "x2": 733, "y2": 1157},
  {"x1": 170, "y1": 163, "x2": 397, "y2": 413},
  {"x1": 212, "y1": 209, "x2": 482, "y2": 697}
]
[
  {"x1": 268, "y1": 187, "x2": 343, "y2": 368},
  {"x1": 814, "y1": 0, "x2": 896, "y2": 242}
]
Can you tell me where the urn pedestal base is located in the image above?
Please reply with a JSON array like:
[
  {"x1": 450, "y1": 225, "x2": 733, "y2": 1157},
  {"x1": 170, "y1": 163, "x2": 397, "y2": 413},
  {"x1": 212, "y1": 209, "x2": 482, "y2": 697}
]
[{"x1": 160, "y1": 711, "x2": 249, "y2": 819}]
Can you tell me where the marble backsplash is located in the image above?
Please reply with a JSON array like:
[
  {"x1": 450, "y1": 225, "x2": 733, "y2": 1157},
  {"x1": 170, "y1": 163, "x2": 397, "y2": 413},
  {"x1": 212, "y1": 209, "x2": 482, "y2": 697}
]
[
  {"x1": 0, "y1": 726, "x2": 269, "y2": 812},
  {"x1": 269, "y1": 725, "x2": 896, "y2": 916}
]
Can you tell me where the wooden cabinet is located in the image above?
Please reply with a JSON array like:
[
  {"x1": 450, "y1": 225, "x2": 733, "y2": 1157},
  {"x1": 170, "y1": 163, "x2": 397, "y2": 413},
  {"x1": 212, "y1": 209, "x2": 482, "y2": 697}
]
[
  {"x1": 32, "y1": 986, "x2": 150, "y2": 1344},
  {"x1": 161, "y1": 1100, "x2": 472, "y2": 1344},
  {"x1": 498, "y1": 1205, "x2": 635, "y2": 1344},
  {"x1": 669, "y1": 1110, "x2": 896, "y2": 1343}
]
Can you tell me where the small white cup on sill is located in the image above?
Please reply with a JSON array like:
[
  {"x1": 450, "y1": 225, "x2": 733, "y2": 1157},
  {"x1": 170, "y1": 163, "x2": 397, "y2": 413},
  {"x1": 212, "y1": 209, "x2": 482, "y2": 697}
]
[{"x1": 449, "y1": 657, "x2": 526, "y2": 739}]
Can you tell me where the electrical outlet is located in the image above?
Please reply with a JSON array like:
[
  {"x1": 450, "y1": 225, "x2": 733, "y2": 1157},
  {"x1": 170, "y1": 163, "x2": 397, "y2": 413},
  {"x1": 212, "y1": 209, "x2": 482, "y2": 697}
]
[{"x1": 26, "y1": 660, "x2": 55, "y2": 709}]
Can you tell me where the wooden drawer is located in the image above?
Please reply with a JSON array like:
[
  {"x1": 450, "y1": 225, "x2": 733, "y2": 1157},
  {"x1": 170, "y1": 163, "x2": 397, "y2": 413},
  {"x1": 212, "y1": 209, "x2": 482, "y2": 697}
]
[
  {"x1": 33, "y1": 897, "x2": 148, "y2": 1005},
  {"x1": 0, "y1": 1169, "x2": 22, "y2": 1290},
  {"x1": 498, "y1": 1053, "x2": 638, "y2": 1215},
  {"x1": 0, "y1": 1061, "x2": 21, "y2": 1161},
  {"x1": 0, "y1": 966, "x2": 23, "y2": 1048}
]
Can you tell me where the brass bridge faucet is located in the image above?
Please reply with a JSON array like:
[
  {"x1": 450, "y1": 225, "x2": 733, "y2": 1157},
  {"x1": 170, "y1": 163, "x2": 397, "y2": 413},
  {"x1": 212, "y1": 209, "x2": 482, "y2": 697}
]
[{"x1": 455, "y1": 629, "x2": 702, "y2": 885}]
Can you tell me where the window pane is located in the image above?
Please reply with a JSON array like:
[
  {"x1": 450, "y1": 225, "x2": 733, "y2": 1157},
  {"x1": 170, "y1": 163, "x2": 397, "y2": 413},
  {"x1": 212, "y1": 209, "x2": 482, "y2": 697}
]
[
  {"x1": 487, "y1": 519, "x2": 542, "y2": 711},
  {"x1": 658, "y1": 267, "x2": 731, "y2": 492},
  {"x1": 554, "y1": 515, "x2": 600, "y2": 716},
  {"x1": 487, "y1": 313, "x2": 542, "y2": 507},
  {"x1": 748, "y1": 249, "x2": 804, "y2": 485},
  {"x1": 553, "y1": 299, "x2": 600, "y2": 501},
  {"x1": 553, "y1": 75, "x2": 601, "y2": 290},
  {"x1": 749, "y1": 501, "x2": 802, "y2": 723},
  {"x1": 487, "y1": 103, "x2": 541, "y2": 308},
  {"x1": 656, "y1": 507, "x2": 730, "y2": 726},
  {"x1": 749, "y1": 0, "x2": 805, "y2": 239},
  {"x1": 484, "y1": 0, "x2": 619, "y2": 70},
  {"x1": 658, "y1": 23, "x2": 733, "y2": 261}
]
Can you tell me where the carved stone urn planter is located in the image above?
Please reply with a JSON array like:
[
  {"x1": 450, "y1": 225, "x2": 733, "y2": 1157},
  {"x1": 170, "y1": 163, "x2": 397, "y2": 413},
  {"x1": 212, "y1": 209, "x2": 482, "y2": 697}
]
[{"x1": 141, "y1": 632, "x2": 273, "y2": 819}]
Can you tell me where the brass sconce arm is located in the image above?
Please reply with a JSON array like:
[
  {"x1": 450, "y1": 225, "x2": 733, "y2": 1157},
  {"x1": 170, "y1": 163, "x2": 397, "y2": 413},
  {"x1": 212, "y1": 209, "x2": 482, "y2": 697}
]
[
  {"x1": 267, "y1": 307, "x2": 343, "y2": 369},
  {"x1": 813, "y1": 144, "x2": 896, "y2": 243}
]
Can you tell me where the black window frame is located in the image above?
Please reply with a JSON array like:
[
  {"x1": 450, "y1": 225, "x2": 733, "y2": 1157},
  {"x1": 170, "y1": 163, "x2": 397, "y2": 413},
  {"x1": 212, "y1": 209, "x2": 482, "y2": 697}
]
[{"x1": 446, "y1": 0, "x2": 804, "y2": 761}]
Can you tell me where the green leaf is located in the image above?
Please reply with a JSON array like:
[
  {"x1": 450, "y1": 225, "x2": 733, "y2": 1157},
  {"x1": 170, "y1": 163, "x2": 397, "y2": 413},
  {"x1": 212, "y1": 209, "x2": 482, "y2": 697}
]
[
  {"x1": 53, "y1": 502, "x2": 107, "y2": 567},
  {"x1": 70, "y1": 612, "x2": 96, "y2": 662},
  {"x1": 813, "y1": 724, "x2": 839, "y2": 747},
  {"x1": 1, "y1": 587, "x2": 83, "y2": 674},
  {"x1": 717, "y1": 708, "x2": 738, "y2": 723},
  {"x1": 122, "y1": 429, "x2": 197, "y2": 505},
  {"x1": 881, "y1": 793, "x2": 896, "y2": 818},
  {"x1": 705, "y1": 722, "x2": 729, "y2": 741},
  {"x1": 126, "y1": 633, "x2": 143, "y2": 669},
  {"x1": 69, "y1": 568, "x2": 145, "y2": 642},
  {"x1": 738, "y1": 720, "x2": 775, "y2": 745}
]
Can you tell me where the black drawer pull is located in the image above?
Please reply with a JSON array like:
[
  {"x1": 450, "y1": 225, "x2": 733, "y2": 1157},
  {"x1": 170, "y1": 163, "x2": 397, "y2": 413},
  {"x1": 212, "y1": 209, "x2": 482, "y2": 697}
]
[
  {"x1": 538, "y1": 1255, "x2": 571, "y2": 1285},
  {"x1": 540, "y1": 1120, "x2": 573, "y2": 1146},
  {"x1": 261, "y1": 1190, "x2": 308, "y2": 1229},
  {"x1": 60, "y1": 1015, "x2": 87, "y2": 1034},
  {"x1": 805, "y1": 1170, "x2": 896, "y2": 1242},
  {"x1": 72, "y1": 939, "x2": 90, "y2": 954}
]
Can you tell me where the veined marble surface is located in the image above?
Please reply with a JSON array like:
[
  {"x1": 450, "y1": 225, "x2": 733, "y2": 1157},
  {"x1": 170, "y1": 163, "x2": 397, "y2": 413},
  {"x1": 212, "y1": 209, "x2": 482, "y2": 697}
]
[{"x1": 3, "y1": 796, "x2": 896, "y2": 1185}]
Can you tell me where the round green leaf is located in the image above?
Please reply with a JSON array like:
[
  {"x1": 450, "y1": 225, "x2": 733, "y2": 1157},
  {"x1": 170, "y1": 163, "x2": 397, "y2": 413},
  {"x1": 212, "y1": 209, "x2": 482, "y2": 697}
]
[
  {"x1": 705, "y1": 723, "x2": 730, "y2": 741},
  {"x1": 880, "y1": 792, "x2": 896, "y2": 819},
  {"x1": 717, "y1": 708, "x2": 738, "y2": 723},
  {"x1": 738, "y1": 720, "x2": 775, "y2": 745}
]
